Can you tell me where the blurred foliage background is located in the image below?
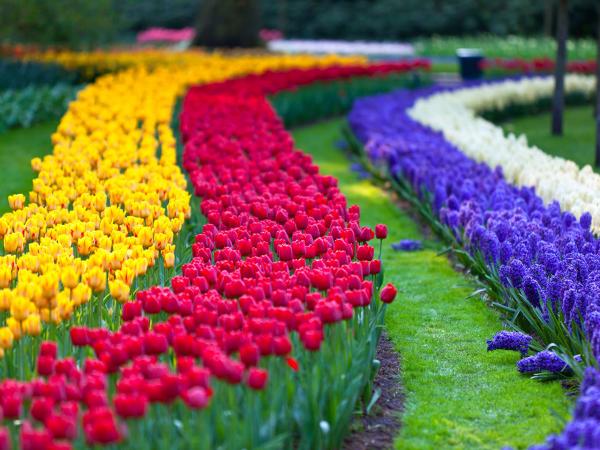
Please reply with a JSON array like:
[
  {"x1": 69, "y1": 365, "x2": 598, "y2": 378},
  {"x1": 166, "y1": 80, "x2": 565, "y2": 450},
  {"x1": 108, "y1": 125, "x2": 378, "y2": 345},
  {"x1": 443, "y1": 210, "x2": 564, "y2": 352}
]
[{"x1": 0, "y1": 0, "x2": 598, "y2": 49}]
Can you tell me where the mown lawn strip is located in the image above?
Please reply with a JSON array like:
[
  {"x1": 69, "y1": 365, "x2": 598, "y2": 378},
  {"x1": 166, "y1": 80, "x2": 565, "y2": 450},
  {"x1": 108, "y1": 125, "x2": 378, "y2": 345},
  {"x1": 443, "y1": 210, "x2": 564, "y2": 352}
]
[
  {"x1": 0, "y1": 119, "x2": 58, "y2": 214},
  {"x1": 500, "y1": 105, "x2": 595, "y2": 171},
  {"x1": 292, "y1": 117, "x2": 571, "y2": 450}
]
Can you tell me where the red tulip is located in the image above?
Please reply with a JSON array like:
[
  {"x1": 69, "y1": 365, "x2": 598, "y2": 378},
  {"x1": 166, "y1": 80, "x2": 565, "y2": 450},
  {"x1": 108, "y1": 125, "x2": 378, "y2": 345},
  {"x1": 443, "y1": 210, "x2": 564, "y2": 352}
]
[
  {"x1": 2, "y1": 394, "x2": 22, "y2": 419},
  {"x1": 0, "y1": 427, "x2": 9, "y2": 450},
  {"x1": 239, "y1": 343, "x2": 260, "y2": 366},
  {"x1": 30, "y1": 397, "x2": 54, "y2": 423},
  {"x1": 182, "y1": 387, "x2": 210, "y2": 409},
  {"x1": 357, "y1": 245, "x2": 375, "y2": 261},
  {"x1": 370, "y1": 260, "x2": 381, "y2": 274},
  {"x1": 114, "y1": 394, "x2": 148, "y2": 419},
  {"x1": 301, "y1": 329, "x2": 323, "y2": 351},
  {"x1": 247, "y1": 368, "x2": 269, "y2": 390},
  {"x1": 122, "y1": 301, "x2": 142, "y2": 321},
  {"x1": 20, "y1": 423, "x2": 51, "y2": 450},
  {"x1": 70, "y1": 327, "x2": 89, "y2": 346},
  {"x1": 375, "y1": 224, "x2": 388, "y2": 239},
  {"x1": 39, "y1": 341, "x2": 57, "y2": 359},
  {"x1": 83, "y1": 409, "x2": 123, "y2": 445},
  {"x1": 143, "y1": 332, "x2": 168, "y2": 355},
  {"x1": 380, "y1": 283, "x2": 397, "y2": 304},
  {"x1": 45, "y1": 413, "x2": 77, "y2": 440},
  {"x1": 36, "y1": 356, "x2": 55, "y2": 377}
]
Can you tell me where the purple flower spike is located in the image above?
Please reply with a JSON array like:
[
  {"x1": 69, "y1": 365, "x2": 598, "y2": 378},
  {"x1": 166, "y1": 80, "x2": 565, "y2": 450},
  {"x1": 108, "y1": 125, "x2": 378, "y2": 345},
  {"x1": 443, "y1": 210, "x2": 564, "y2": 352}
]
[
  {"x1": 486, "y1": 330, "x2": 532, "y2": 356},
  {"x1": 517, "y1": 350, "x2": 569, "y2": 374},
  {"x1": 391, "y1": 239, "x2": 422, "y2": 252},
  {"x1": 531, "y1": 368, "x2": 600, "y2": 449}
]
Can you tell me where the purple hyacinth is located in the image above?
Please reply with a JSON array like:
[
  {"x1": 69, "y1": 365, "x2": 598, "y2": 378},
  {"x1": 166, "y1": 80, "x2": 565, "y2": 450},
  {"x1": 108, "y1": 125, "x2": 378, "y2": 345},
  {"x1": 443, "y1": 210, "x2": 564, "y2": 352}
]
[
  {"x1": 507, "y1": 259, "x2": 527, "y2": 289},
  {"x1": 348, "y1": 81, "x2": 600, "y2": 448},
  {"x1": 486, "y1": 331, "x2": 532, "y2": 356},
  {"x1": 349, "y1": 162, "x2": 371, "y2": 180},
  {"x1": 391, "y1": 239, "x2": 422, "y2": 252},
  {"x1": 516, "y1": 350, "x2": 569, "y2": 374},
  {"x1": 531, "y1": 368, "x2": 600, "y2": 449}
]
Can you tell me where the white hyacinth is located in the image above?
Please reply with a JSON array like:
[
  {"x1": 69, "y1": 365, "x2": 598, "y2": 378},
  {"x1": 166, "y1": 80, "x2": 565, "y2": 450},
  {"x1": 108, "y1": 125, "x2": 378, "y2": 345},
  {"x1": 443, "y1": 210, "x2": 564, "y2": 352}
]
[{"x1": 408, "y1": 75, "x2": 600, "y2": 231}]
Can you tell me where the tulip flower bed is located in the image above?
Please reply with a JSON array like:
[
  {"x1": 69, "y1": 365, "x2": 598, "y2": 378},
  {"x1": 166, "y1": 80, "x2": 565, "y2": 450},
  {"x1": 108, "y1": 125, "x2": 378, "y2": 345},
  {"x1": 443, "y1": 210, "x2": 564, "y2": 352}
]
[
  {"x1": 270, "y1": 68, "x2": 429, "y2": 128},
  {"x1": 347, "y1": 84, "x2": 600, "y2": 448},
  {"x1": 415, "y1": 35, "x2": 597, "y2": 60},
  {"x1": 0, "y1": 52, "x2": 406, "y2": 369},
  {"x1": 482, "y1": 58, "x2": 597, "y2": 78},
  {"x1": 0, "y1": 54, "x2": 432, "y2": 448}
]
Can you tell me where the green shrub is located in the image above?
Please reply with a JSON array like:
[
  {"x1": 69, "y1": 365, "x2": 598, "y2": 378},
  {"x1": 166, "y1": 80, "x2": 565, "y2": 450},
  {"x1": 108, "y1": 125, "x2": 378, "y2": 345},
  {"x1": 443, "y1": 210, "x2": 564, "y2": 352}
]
[
  {"x1": 0, "y1": 84, "x2": 81, "y2": 132},
  {"x1": 0, "y1": 59, "x2": 78, "y2": 90},
  {"x1": 0, "y1": 0, "x2": 119, "y2": 49},
  {"x1": 270, "y1": 73, "x2": 430, "y2": 128}
]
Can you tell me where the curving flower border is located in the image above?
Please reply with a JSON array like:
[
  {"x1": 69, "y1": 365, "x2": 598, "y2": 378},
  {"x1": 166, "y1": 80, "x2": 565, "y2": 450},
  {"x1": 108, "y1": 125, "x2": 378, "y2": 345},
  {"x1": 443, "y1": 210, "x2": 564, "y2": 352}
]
[
  {"x1": 348, "y1": 82, "x2": 600, "y2": 449},
  {"x1": 0, "y1": 58, "x2": 431, "y2": 449},
  {"x1": 0, "y1": 53, "x2": 423, "y2": 364},
  {"x1": 408, "y1": 75, "x2": 600, "y2": 230}
]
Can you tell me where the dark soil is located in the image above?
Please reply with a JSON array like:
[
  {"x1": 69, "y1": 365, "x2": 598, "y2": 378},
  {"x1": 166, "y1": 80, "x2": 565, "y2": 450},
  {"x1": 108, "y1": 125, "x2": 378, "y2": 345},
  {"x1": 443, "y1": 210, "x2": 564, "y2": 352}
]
[{"x1": 342, "y1": 332, "x2": 404, "y2": 450}]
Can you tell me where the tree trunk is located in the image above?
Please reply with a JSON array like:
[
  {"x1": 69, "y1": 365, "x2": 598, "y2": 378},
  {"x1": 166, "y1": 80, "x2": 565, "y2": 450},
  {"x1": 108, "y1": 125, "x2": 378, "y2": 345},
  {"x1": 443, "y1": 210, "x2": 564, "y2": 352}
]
[
  {"x1": 544, "y1": 0, "x2": 555, "y2": 37},
  {"x1": 595, "y1": 5, "x2": 600, "y2": 167},
  {"x1": 192, "y1": 0, "x2": 260, "y2": 49},
  {"x1": 552, "y1": 0, "x2": 568, "y2": 136}
]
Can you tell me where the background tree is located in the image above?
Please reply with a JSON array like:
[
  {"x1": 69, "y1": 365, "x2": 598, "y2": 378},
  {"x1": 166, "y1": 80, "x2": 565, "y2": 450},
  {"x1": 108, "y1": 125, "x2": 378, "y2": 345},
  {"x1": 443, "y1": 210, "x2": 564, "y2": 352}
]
[
  {"x1": 552, "y1": 0, "x2": 568, "y2": 135},
  {"x1": 193, "y1": 0, "x2": 260, "y2": 48},
  {"x1": 544, "y1": 0, "x2": 555, "y2": 36},
  {"x1": 0, "y1": 0, "x2": 118, "y2": 49}
]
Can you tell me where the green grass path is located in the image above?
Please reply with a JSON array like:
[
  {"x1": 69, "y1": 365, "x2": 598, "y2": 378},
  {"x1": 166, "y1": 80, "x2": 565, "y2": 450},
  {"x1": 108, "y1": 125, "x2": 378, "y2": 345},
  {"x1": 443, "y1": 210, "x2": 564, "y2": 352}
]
[
  {"x1": 292, "y1": 118, "x2": 571, "y2": 450},
  {"x1": 501, "y1": 105, "x2": 596, "y2": 171},
  {"x1": 0, "y1": 120, "x2": 58, "y2": 214}
]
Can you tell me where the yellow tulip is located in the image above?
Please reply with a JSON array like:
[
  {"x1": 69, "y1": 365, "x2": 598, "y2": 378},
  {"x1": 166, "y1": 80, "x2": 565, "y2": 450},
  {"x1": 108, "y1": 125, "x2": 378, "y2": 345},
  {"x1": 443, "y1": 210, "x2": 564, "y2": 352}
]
[
  {"x1": 0, "y1": 289, "x2": 13, "y2": 311},
  {"x1": 0, "y1": 265, "x2": 12, "y2": 288},
  {"x1": 4, "y1": 232, "x2": 25, "y2": 254},
  {"x1": 7, "y1": 318, "x2": 21, "y2": 340},
  {"x1": 10, "y1": 295, "x2": 31, "y2": 321},
  {"x1": 164, "y1": 251, "x2": 175, "y2": 269},
  {"x1": 84, "y1": 266, "x2": 106, "y2": 293},
  {"x1": 137, "y1": 226, "x2": 153, "y2": 247},
  {"x1": 115, "y1": 266, "x2": 135, "y2": 286},
  {"x1": 8, "y1": 194, "x2": 25, "y2": 210},
  {"x1": 109, "y1": 279, "x2": 130, "y2": 303},
  {"x1": 61, "y1": 266, "x2": 79, "y2": 290},
  {"x1": 71, "y1": 283, "x2": 91, "y2": 306},
  {"x1": 0, "y1": 327, "x2": 14, "y2": 349},
  {"x1": 77, "y1": 236, "x2": 94, "y2": 256},
  {"x1": 22, "y1": 314, "x2": 41, "y2": 336},
  {"x1": 39, "y1": 272, "x2": 59, "y2": 299}
]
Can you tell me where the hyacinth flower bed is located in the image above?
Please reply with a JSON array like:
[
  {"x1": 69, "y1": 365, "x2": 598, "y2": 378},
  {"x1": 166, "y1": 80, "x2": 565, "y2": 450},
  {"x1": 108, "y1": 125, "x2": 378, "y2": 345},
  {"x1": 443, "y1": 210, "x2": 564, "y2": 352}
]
[
  {"x1": 0, "y1": 53, "x2": 440, "y2": 448},
  {"x1": 407, "y1": 75, "x2": 600, "y2": 228},
  {"x1": 346, "y1": 82, "x2": 600, "y2": 448}
]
